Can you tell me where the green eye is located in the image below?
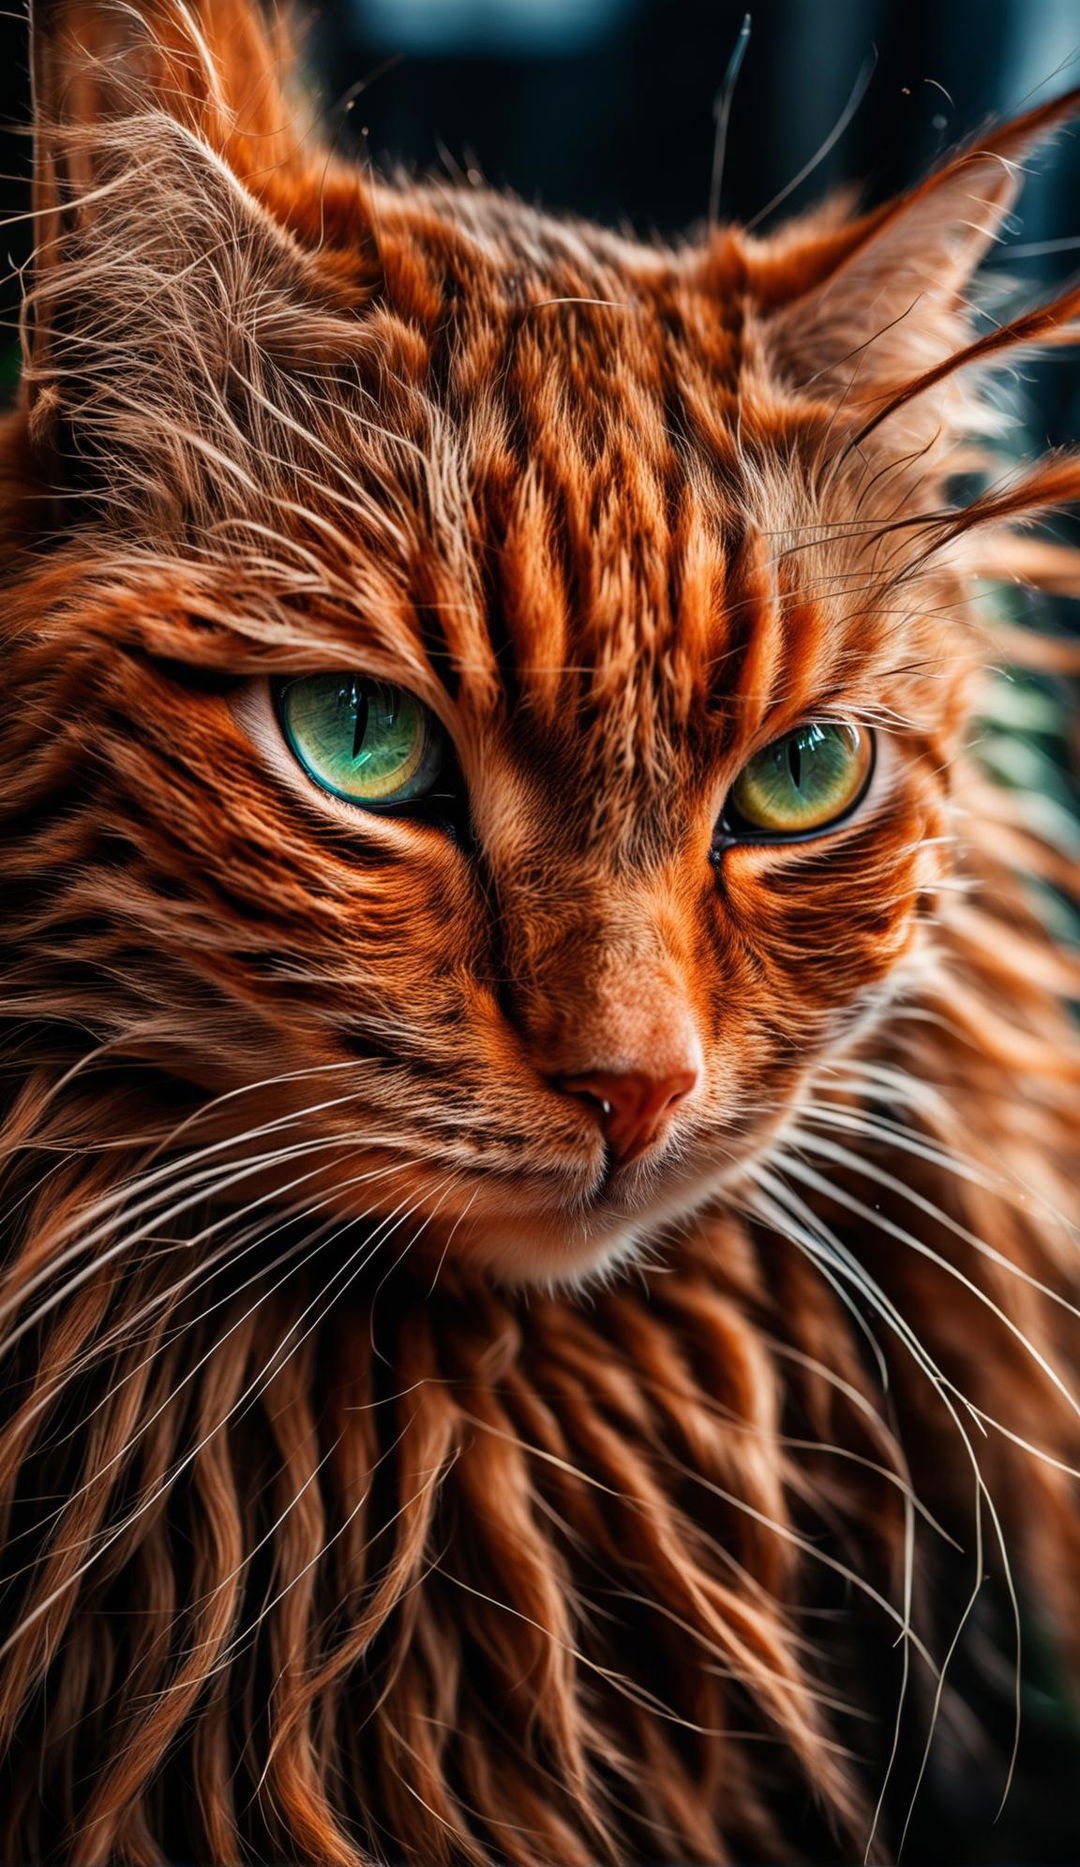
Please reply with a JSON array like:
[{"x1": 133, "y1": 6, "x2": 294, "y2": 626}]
[
  {"x1": 726, "y1": 723, "x2": 873, "y2": 838},
  {"x1": 276, "y1": 674, "x2": 446, "y2": 807}
]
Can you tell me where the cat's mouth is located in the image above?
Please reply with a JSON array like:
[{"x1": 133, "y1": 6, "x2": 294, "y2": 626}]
[{"x1": 428, "y1": 1130, "x2": 757, "y2": 1287}]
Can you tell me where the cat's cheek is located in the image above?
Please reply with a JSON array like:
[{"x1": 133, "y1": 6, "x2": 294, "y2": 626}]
[{"x1": 711, "y1": 785, "x2": 947, "y2": 1052}]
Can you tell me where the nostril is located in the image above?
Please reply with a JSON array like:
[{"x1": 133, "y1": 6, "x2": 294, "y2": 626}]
[
  {"x1": 555, "y1": 1065, "x2": 699, "y2": 1164},
  {"x1": 661, "y1": 1076, "x2": 694, "y2": 1120},
  {"x1": 563, "y1": 1086, "x2": 614, "y2": 1124}
]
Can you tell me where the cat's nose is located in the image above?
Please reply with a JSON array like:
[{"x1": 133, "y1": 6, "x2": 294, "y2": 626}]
[{"x1": 556, "y1": 1064, "x2": 698, "y2": 1165}]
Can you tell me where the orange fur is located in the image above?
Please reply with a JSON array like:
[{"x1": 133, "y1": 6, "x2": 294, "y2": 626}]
[{"x1": 2, "y1": 3, "x2": 1080, "y2": 1861}]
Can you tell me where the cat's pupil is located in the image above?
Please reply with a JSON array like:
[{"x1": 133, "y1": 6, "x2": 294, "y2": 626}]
[
  {"x1": 345, "y1": 680, "x2": 402, "y2": 768},
  {"x1": 787, "y1": 734, "x2": 803, "y2": 789},
  {"x1": 349, "y1": 679, "x2": 370, "y2": 760}
]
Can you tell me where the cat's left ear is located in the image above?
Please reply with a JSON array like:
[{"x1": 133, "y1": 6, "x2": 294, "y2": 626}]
[{"x1": 742, "y1": 86, "x2": 1080, "y2": 403}]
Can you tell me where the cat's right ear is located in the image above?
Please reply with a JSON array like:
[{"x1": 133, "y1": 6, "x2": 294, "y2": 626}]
[
  {"x1": 27, "y1": 0, "x2": 309, "y2": 348},
  {"x1": 23, "y1": 0, "x2": 375, "y2": 522},
  {"x1": 27, "y1": 0, "x2": 315, "y2": 231}
]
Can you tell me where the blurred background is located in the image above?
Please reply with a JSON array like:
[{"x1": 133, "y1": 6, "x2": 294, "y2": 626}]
[{"x1": 1, "y1": 2, "x2": 1079, "y2": 1856}]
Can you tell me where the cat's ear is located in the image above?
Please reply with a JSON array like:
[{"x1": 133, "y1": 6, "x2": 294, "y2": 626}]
[
  {"x1": 28, "y1": 0, "x2": 310, "y2": 196},
  {"x1": 744, "y1": 87, "x2": 1080, "y2": 406},
  {"x1": 24, "y1": 0, "x2": 371, "y2": 520}
]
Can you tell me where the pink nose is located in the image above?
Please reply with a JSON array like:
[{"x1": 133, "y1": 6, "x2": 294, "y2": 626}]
[{"x1": 557, "y1": 1066, "x2": 698, "y2": 1165}]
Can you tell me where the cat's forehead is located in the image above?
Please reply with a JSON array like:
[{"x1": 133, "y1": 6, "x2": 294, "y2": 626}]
[
  {"x1": 371, "y1": 187, "x2": 752, "y2": 449},
  {"x1": 328, "y1": 196, "x2": 908, "y2": 754}
]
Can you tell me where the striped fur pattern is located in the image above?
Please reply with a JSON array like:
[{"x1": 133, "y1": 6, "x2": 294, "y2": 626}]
[{"x1": 1, "y1": 3, "x2": 1080, "y2": 1859}]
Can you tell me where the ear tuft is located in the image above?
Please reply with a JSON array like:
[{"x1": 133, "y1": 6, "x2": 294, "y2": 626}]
[
  {"x1": 30, "y1": 0, "x2": 310, "y2": 182},
  {"x1": 745, "y1": 83, "x2": 1080, "y2": 402},
  {"x1": 22, "y1": 0, "x2": 375, "y2": 539}
]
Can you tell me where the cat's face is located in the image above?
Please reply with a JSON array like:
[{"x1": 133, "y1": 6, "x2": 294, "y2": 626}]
[
  {"x1": 25, "y1": 203, "x2": 966, "y2": 1287},
  {"x1": 12, "y1": 17, "x2": 1019, "y2": 1284}
]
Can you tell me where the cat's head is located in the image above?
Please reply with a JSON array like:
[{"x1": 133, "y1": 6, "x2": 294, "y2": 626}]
[{"x1": 6, "y1": 0, "x2": 1078, "y2": 1281}]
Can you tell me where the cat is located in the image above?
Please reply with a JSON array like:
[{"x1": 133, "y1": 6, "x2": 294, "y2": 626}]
[{"x1": 2, "y1": 0, "x2": 1080, "y2": 1860}]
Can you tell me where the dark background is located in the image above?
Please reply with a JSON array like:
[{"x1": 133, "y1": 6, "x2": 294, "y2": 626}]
[{"x1": 2, "y1": 1, "x2": 1079, "y2": 1859}]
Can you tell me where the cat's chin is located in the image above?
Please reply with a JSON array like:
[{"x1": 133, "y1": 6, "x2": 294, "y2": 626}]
[
  {"x1": 456, "y1": 1210, "x2": 651, "y2": 1290},
  {"x1": 441, "y1": 1159, "x2": 742, "y2": 1291}
]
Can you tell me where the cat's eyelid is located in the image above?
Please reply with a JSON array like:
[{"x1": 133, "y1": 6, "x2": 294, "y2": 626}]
[
  {"x1": 274, "y1": 665, "x2": 455, "y2": 736},
  {"x1": 743, "y1": 709, "x2": 874, "y2": 757}
]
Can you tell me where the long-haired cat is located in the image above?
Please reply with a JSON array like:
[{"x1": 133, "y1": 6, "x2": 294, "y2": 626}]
[{"x1": 2, "y1": 2, "x2": 1080, "y2": 1860}]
